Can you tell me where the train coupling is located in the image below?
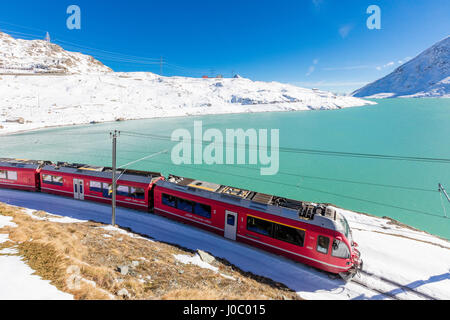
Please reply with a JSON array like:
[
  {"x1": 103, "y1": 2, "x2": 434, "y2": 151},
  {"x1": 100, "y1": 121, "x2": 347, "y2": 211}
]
[{"x1": 339, "y1": 247, "x2": 363, "y2": 281}]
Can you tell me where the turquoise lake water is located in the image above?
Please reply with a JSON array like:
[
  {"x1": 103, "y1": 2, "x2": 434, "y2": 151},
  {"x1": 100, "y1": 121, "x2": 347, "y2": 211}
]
[{"x1": 1, "y1": 98, "x2": 450, "y2": 239}]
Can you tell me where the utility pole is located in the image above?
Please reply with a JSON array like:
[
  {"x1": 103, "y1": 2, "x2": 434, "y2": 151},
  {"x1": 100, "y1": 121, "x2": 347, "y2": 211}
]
[{"x1": 110, "y1": 130, "x2": 120, "y2": 226}]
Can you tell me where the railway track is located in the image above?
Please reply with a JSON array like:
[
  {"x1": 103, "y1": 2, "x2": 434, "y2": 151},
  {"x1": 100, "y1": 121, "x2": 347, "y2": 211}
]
[{"x1": 351, "y1": 270, "x2": 438, "y2": 300}]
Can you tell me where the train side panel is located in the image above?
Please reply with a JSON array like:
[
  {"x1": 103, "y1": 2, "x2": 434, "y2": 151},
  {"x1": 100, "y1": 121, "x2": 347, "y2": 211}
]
[
  {"x1": 236, "y1": 209, "x2": 351, "y2": 274},
  {"x1": 40, "y1": 170, "x2": 152, "y2": 211},
  {"x1": 153, "y1": 184, "x2": 352, "y2": 274},
  {"x1": 153, "y1": 185, "x2": 226, "y2": 236},
  {"x1": 0, "y1": 166, "x2": 39, "y2": 191}
]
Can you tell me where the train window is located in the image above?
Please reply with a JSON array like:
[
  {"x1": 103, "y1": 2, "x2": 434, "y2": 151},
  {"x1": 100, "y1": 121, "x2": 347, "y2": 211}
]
[
  {"x1": 117, "y1": 185, "x2": 130, "y2": 197},
  {"x1": 89, "y1": 181, "x2": 102, "y2": 193},
  {"x1": 42, "y1": 174, "x2": 63, "y2": 186},
  {"x1": 102, "y1": 183, "x2": 113, "y2": 198},
  {"x1": 0, "y1": 170, "x2": 17, "y2": 180},
  {"x1": 162, "y1": 194, "x2": 177, "y2": 208},
  {"x1": 177, "y1": 198, "x2": 194, "y2": 213},
  {"x1": 273, "y1": 224, "x2": 305, "y2": 247},
  {"x1": 193, "y1": 202, "x2": 212, "y2": 219},
  {"x1": 7, "y1": 171, "x2": 17, "y2": 181},
  {"x1": 130, "y1": 187, "x2": 145, "y2": 199},
  {"x1": 227, "y1": 214, "x2": 235, "y2": 226},
  {"x1": 338, "y1": 215, "x2": 351, "y2": 239},
  {"x1": 52, "y1": 176, "x2": 63, "y2": 186},
  {"x1": 53, "y1": 176, "x2": 63, "y2": 184},
  {"x1": 317, "y1": 236, "x2": 330, "y2": 254},
  {"x1": 247, "y1": 216, "x2": 273, "y2": 237},
  {"x1": 332, "y1": 239, "x2": 350, "y2": 259}
]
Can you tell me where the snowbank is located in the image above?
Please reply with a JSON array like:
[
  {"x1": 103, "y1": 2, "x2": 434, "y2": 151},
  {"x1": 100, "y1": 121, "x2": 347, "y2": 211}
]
[
  {"x1": 0, "y1": 211, "x2": 73, "y2": 300},
  {"x1": 0, "y1": 73, "x2": 375, "y2": 135},
  {"x1": 0, "y1": 31, "x2": 111, "y2": 74},
  {"x1": 352, "y1": 36, "x2": 450, "y2": 98},
  {"x1": 0, "y1": 188, "x2": 448, "y2": 300}
]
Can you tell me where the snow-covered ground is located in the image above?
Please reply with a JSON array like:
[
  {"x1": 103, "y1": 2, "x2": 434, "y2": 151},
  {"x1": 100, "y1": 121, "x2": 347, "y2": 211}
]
[
  {"x1": 0, "y1": 188, "x2": 448, "y2": 300},
  {"x1": 0, "y1": 32, "x2": 111, "y2": 74},
  {"x1": 352, "y1": 36, "x2": 450, "y2": 98},
  {"x1": 0, "y1": 30, "x2": 375, "y2": 135},
  {"x1": 0, "y1": 212, "x2": 73, "y2": 300},
  {"x1": 0, "y1": 73, "x2": 375, "y2": 135}
]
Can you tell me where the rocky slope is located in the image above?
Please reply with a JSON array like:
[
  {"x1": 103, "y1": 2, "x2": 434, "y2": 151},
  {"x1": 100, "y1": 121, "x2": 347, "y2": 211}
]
[
  {"x1": 0, "y1": 31, "x2": 374, "y2": 134},
  {"x1": 353, "y1": 36, "x2": 450, "y2": 98},
  {"x1": 0, "y1": 32, "x2": 112, "y2": 74}
]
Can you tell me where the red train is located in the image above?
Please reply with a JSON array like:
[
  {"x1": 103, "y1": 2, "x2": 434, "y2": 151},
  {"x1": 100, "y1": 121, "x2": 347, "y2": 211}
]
[{"x1": 0, "y1": 158, "x2": 362, "y2": 279}]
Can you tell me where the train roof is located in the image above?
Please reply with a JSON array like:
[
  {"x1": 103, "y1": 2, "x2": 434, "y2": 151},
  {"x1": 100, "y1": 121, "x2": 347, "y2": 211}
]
[
  {"x1": 157, "y1": 175, "x2": 342, "y2": 232},
  {"x1": 0, "y1": 158, "x2": 51, "y2": 170},
  {"x1": 42, "y1": 162, "x2": 162, "y2": 185}
]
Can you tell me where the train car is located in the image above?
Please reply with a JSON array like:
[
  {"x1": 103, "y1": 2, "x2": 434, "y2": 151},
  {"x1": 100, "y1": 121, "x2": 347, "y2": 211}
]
[
  {"x1": 0, "y1": 158, "x2": 49, "y2": 192},
  {"x1": 39, "y1": 162, "x2": 163, "y2": 211},
  {"x1": 153, "y1": 175, "x2": 362, "y2": 277}
]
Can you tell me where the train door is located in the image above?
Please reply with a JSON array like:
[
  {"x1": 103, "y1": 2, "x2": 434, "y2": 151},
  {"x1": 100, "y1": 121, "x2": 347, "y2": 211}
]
[
  {"x1": 224, "y1": 211, "x2": 238, "y2": 240},
  {"x1": 73, "y1": 179, "x2": 85, "y2": 200}
]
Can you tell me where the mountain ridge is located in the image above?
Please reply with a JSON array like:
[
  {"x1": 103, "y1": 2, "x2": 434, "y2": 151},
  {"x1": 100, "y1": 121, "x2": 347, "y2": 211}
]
[
  {"x1": 0, "y1": 31, "x2": 375, "y2": 134},
  {"x1": 352, "y1": 36, "x2": 450, "y2": 98},
  {"x1": 0, "y1": 32, "x2": 112, "y2": 74}
]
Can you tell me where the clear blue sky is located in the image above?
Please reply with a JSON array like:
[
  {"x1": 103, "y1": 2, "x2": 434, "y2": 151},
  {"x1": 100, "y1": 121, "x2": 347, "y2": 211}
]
[{"x1": 0, "y1": 0, "x2": 448, "y2": 93}]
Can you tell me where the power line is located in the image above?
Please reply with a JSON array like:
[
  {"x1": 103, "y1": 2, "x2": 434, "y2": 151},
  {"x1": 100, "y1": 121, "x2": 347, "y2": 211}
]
[
  {"x1": 439, "y1": 183, "x2": 450, "y2": 218},
  {"x1": 6, "y1": 139, "x2": 445, "y2": 219},
  {"x1": 0, "y1": 20, "x2": 48, "y2": 34},
  {"x1": 0, "y1": 24, "x2": 224, "y2": 78},
  {"x1": 53, "y1": 40, "x2": 162, "y2": 65},
  {"x1": 118, "y1": 156, "x2": 449, "y2": 220},
  {"x1": 0, "y1": 22, "x2": 162, "y2": 63},
  {"x1": 117, "y1": 149, "x2": 169, "y2": 169},
  {"x1": 42, "y1": 140, "x2": 435, "y2": 194},
  {"x1": 164, "y1": 63, "x2": 212, "y2": 75},
  {"x1": 53, "y1": 39, "x2": 161, "y2": 62},
  {"x1": 2, "y1": 130, "x2": 444, "y2": 193},
  {"x1": 217, "y1": 163, "x2": 438, "y2": 193},
  {"x1": 121, "y1": 131, "x2": 450, "y2": 164}
]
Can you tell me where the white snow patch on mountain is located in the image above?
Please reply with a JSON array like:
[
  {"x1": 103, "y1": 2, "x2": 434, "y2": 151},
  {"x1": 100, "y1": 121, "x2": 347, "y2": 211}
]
[
  {"x1": 353, "y1": 36, "x2": 450, "y2": 98},
  {"x1": 0, "y1": 73, "x2": 375, "y2": 135},
  {"x1": 0, "y1": 32, "x2": 111, "y2": 74},
  {"x1": 0, "y1": 31, "x2": 375, "y2": 134}
]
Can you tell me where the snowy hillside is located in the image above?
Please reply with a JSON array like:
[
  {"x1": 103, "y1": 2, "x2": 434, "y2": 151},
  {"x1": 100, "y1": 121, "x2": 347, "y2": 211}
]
[
  {"x1": 1, "y1": 189, "x2": 449, "y2": 300},
  {"x1": 0, "y1": 32, "x2": 112, "y2": 74},
  {"x1": 0, "y1": 73, "x2": 374, "y2": 135},
  {"x1": 352, "y1": 36, "x2": 450, "y2": 98},
  {"x1": 0, "y1": 31, "x2": 375, "y2": 134}
]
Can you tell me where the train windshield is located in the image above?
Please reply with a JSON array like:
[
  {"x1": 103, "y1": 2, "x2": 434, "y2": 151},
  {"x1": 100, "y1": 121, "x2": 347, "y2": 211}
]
[{"x1": 336, "y1": 212, "x2": 351, "y2": 243}]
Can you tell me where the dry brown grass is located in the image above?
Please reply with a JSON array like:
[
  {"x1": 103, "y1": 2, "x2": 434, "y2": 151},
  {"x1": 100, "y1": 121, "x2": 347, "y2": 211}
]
[{"x1": 0, "y1": 202, "x2": 301, "y2": 300}]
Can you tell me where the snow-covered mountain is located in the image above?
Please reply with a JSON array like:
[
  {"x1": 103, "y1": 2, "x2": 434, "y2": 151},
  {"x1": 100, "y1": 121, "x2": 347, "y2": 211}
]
[
  {"x1": 0, "y1": 73, "x2": 375, "y2": 134},
  {"x1": 352, "y1": 36, "x2": 450, "y2": 98},
  {"x1": 0, "y1": 32, "x2": 112, "y2": 74},
  {"x1": 0, "y1": 31, "x2": 374, "y2": 134}
]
